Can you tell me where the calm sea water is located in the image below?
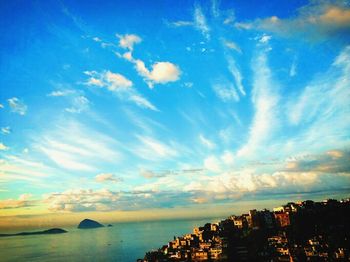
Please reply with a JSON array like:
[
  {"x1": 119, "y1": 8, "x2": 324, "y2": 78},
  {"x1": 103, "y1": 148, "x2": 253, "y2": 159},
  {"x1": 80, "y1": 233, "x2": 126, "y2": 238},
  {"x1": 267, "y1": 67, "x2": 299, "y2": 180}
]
[{"x1": 0, "y1": 217, "x2": 219, "y2": 262}]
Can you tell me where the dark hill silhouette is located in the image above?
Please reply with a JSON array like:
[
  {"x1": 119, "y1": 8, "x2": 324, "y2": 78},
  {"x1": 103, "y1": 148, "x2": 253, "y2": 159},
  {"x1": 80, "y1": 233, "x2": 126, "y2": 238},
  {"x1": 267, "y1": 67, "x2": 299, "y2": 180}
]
[
  {"x1": 78, "y1": 218, "x2": 104, "y2": 229},
  {"x1": 0, "y1": 228, "x2": 67, "y2": 237}
]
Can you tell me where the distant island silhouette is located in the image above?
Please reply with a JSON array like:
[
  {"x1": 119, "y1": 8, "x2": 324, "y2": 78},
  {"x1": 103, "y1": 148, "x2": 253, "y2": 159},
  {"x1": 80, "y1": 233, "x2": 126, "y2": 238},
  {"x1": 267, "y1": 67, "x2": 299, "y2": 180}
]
[
  {"x1": 77, "y1": 218, "x2": 104, "y2": 229},
  {"x1": 0, "y1": 228, "x2": 67, "y2": 237}
]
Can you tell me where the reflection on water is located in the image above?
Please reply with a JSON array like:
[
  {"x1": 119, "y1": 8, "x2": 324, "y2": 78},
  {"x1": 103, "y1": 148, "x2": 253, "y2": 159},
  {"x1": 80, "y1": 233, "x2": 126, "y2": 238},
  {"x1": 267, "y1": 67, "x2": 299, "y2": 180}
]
[{"x1": 0, "y1": 218, "x2": 218, "y2": 262}]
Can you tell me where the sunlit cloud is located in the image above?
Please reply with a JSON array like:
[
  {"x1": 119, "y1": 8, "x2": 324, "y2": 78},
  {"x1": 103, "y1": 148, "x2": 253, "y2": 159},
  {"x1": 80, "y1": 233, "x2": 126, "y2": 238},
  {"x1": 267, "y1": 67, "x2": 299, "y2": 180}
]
[
  {"x1": 0, "y1": 194, "x2": 35, "y2": 209},
  {"x1": 234, "y1": 1, "x2": 350, "y2": 41},
  {"x1": 117, "y1": 33, "x2": 142, "y2": 50},
  {"x1": 95, "y1": 173, "x2": 123, "y2": 183}
]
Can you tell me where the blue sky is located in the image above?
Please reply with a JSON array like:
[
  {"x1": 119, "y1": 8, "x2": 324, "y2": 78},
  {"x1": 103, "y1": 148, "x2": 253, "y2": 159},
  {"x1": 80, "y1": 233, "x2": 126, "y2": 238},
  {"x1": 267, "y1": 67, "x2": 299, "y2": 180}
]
[{"x1": 0, "y1": 0, "x2": 350, "y2": 225}]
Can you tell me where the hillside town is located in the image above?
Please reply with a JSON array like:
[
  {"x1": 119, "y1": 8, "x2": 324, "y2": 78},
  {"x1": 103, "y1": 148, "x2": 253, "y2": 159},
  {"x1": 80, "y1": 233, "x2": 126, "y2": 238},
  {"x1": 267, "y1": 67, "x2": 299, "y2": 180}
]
[{"x1": 139, "y1": 198, "x2": 350, "y2": 261}]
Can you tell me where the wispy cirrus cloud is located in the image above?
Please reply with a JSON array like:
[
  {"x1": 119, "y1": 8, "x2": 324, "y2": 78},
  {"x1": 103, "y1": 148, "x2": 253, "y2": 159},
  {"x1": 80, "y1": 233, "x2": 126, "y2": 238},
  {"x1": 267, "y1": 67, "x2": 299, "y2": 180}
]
[
  {"x1": 47, "y1": 87, "x2": 90, "y2": 114},
  {"x1": 194, "y1": 4, "x2": 210, "y2": 39},
  {"x1": 7, "y1": 97, "x2": 27, "y2": 116},
  {"x1": 171, "y1": 21, "x2": 194, "y2": 27},
  {"x1": 212, "y1": 79, "x2": 239, "y2": 102},
  {"x1": 0, "y1": 155, "x2": 59, "y2": 186},
  {"x1": 65, "y1": 96, "x2": 90, "y2": 113},
  {"x1": 132, "y1": 135, "x2": 178, "y2": 161},
  {"x1": 35, "y1": 121, "x2": 122, "y2": 172},
  {"x1": 47, "y1": 89, "x2": 76, "y2": 97},
  {"x1": 237, "y1": 50, "x2": 279, "y2": 158},
  {"x1": 199, "y1": 134, "x2": 216, "y2": 149},
  {"x1": 170, "y1": 4, "x2": 210, "y2": 40},
  {"x1": 223, "y1": 39, "x2": 242, "y2": 53},
  {"x1": 85, "y1": 70, "x2": 158, "y2": 111}
]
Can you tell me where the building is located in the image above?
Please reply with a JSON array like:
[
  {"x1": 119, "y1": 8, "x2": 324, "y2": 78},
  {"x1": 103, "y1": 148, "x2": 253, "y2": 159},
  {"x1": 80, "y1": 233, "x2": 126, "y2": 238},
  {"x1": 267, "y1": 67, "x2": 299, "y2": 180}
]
[{"x1": 274, "y1": 212, "x2": 290, "y2": 227}]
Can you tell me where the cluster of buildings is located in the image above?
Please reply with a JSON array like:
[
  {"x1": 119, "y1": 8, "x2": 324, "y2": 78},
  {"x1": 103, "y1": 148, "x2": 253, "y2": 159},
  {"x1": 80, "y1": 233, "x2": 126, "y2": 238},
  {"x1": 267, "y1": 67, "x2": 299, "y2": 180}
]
[
  {"x1": 140, "y1": 198, "x2": 350, "y2": 261},
  {"x1": 140, "y1": 223, "x2": 228, "y2": 261}
]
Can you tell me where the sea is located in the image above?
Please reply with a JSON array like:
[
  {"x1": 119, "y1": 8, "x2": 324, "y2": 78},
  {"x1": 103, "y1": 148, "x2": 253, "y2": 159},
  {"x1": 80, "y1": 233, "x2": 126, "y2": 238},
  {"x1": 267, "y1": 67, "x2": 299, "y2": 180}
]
[{"x1": 0, "y1": 217, "x2": 220, "y2": 262}]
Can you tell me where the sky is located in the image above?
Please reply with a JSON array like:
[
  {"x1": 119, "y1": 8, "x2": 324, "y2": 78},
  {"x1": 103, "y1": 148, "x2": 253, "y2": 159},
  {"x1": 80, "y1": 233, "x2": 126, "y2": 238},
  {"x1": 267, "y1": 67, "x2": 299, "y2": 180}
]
[{"x1": 0, "y1": 0, "x2": 350, "y2": 228}]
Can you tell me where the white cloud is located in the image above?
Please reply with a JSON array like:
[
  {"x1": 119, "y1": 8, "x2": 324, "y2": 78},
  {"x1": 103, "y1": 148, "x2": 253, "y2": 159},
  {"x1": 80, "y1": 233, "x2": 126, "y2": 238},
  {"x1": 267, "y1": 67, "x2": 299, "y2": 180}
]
[
  {"x1": 171, "y1": 21, "x2": 194, "y2": 27},
  {"x1": 223, "y1": 40, "x2": 242, "y2": 53},
  {"x1": 47, "y1": 90, "x2": 75, "y2": 97},
  {"x1": 148, "y1": 62, "x2": 181, "y2": 84},
  {"x1": 86, "y1": 77, "x2": 104, "y2": 87},
  {"x1": 211, "y1": 0, "x2": 220, "y2": 18},
  {"x1": 40, "y1": 147, "x2": 95, "y2": 171},
  {"x1": 95, "y1": 173, "x2": 122, "y2": 183},
  {"x1": 204, "y1": 155, "x2": 221, "y2": 173},
  {"x1": 219, "y1": 126, "x2": 235, "y2": 144},
  {"x1": 258, "y1": 34, "x2": 272, "y2": 44},
  {"x1": 7, "y1": 97, "x2": 27, "y2": 116},
  {"x1": 129, "y1": 95, "x2": 159, "y2": 111},
  {"x1": 36, "y1": 121, "x2": 122, "y2": 172},
  {"x1": 283, "y1": 45, "x2": 350, "y2": 155},
  {"x1": 117, "y1": 34, "x2": 142, "y2": 50},
  {"x1": 65, "y1": 96, "x2": 90, "y2": 113},
  {"x1": 133, "y1": 135, "x2": 178, "y2": 160},
  {"x1": 221, "y1": 150, "x2": 234, "y2": 166},
  {"x1": 237, "y1": 51, "x2": 279, "y2": 158},
  {"x1": 44, "y1": 188, "x2": 120, "y2": 212},
  {"x1": 1, "y1": 127, "x2": 11, "y2": 135},
  {"x1": 115, "y1": 34, "x2": 181, "y2": 88},
  {"x1": 134, "y1": 59, "x2": 181, "y2": 88},
  {"x1": 213, "y1": 81, "x2": 239, "y2": 102},
  {"x1": 0, "y1": 104, "x2": 4, "y2": 109},
  {"x1": 227, "y1": 56, "x2": 246, "y2": 96},
  {"x1": 223, "y1": 10, "x2": 235, "y2": 25},
  {"x1": 0, "y1": 142, "x2": 9, "y2": 151},
  {"x1": 184, "y1": 82, "x2": 193, "y2": 88},
  {"x1": 92, "y1": 37, "x2": 102, "y2": 42},
  {"x1": 0, "y1": 156, "x2": 54, "y2": 183},
  {"x1": 105, "y1": 71, "x2": 133, "y2": 90},
  {"x1": 194, "y1": 4, "x2": 210, "y2": 39},
  {"x1": 289, "y1": 57, "x2": 297, "y2": 77},
  {"x1": 199, "y1": 134, "x2": 216, "y2": 149}
]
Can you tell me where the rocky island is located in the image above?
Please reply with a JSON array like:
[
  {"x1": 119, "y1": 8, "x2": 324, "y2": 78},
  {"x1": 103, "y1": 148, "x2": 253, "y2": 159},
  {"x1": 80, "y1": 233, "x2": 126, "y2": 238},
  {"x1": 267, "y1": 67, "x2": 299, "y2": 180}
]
[
  {"x1": 77, "y1": 218, "x2": 104, "y2": 229},
  {"x1": 0, "y1": 228, "x2": 67, "y2": 237}
]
